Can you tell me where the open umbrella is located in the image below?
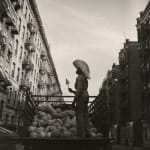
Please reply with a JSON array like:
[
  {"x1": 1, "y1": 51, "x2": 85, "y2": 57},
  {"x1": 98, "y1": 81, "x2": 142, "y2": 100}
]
[{"x1": 73, "y1": 59, "x2": 90, "y2": 79}]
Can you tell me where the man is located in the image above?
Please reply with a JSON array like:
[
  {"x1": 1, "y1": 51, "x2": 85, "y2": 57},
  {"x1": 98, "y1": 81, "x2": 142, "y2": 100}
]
[{"x1": 68, "y1": 60, "x2": 91, "y2": 138}]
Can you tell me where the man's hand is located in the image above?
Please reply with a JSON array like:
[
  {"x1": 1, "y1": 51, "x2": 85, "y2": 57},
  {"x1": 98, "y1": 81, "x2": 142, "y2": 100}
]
[{"x1": 68, "y1": 88, "x2": 73, "y2": 93}]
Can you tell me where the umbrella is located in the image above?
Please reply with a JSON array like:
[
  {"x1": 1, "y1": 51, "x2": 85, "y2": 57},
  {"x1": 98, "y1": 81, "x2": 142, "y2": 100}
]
[{"x1": 73, "y1": 59, "x2": 90, "y2": 79}]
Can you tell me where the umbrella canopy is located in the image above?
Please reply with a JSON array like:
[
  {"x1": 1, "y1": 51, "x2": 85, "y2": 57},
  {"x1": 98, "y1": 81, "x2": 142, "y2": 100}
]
[{"x1": 73, "y1": 59, "x2": 90, "y2": 79}]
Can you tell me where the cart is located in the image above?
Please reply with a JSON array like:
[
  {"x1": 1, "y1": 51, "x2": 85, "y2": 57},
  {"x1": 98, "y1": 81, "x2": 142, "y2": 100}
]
[
  {"x1": 20, "y1": 137, "x2": 112, "y2": 150},
  {"x1": 10, "y1": 90, "x2": 113, "y2": 150}
]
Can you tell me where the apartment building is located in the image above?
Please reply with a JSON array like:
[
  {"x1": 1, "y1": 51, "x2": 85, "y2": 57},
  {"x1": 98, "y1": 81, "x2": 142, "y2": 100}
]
[
  {"x1": 0, "y1": 0, "x2": 62, "y2": 130},
  {"x1": 136, "y1": 1, "x2": 150, "y2": 147},
  {"x1": 117, "y1": 39, "x2": 142, "y2": 145}
]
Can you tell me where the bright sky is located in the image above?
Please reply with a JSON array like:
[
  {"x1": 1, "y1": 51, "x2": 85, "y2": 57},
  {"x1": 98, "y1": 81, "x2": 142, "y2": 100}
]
[{"x1": 36, "y1": 0, "x2": 149, "y2": 97}]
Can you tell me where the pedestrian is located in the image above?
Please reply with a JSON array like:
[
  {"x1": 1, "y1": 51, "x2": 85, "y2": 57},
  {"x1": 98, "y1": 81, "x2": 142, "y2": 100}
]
[{"x1": 68, "y1": 59, "x2": 91, "y2": 138}]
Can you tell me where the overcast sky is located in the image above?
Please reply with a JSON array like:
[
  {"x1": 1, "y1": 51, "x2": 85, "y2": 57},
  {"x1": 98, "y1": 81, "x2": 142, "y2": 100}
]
[{"x1": 36, "y1": 0, "x2": 149, "y2": 97}]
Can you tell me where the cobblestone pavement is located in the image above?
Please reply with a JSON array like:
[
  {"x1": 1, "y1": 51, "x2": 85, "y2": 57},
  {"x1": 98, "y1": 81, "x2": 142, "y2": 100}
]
[{"x1": 112, "y1": 144, "x2": 150, "y2": 150}]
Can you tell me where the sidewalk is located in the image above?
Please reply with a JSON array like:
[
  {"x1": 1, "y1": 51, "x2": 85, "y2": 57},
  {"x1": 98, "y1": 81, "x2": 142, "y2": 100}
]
[{"x1": 112, "y1": 144, "x2": 150, "y2": 150}]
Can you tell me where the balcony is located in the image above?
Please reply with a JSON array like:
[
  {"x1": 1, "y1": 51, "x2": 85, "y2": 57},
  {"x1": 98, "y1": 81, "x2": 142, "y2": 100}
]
[
  {"x1": 119, "y1": 50, "x2": 128, "y2": 67},
  {"x1": 47, "y1": 76, "x2": 52, "y2": 87},
  {"x1": 139, "y1": 40, "x2": 150, "y2": 51},
  {"x1": 40, "y1": 51, "x2": 47, "y2": 61},
  {"x1": 0, "y1": 31, "x2": 7, "y2": 46},
  {"x1": 47, "y1": 71, "x2": 53, "y2": 78},
  {"x1": 11, "y1": 24, "x2": 19, "y2": 34},
  {"x1": 39, "y1": 65, "x2": 47, "y2": 75},
  {"x1": 22, "y1": 57, "x2": 34, "y2": 72},
  {"x1": 0, "y1": 67, "x2": 7, "y2": 84},
  {"x1": 0, "y1": 67, "x2": 5, "y2": 82},
  {"x1": 2, "y1": 0, "x2": 19, "y2": 34},
  {"x1": 47, "y1": 82, "x2": 52, "y2": 89},
  {"x1": 0, "y1": 67, "x2": 12, "y2": 88},
  {"x1": 27, "y1": 22, "x2": 37, "y2": 34},
  {"x1": 25, "y1": 38, "x2": 36, "y2": 53},
  {"x1": 119, "y1": 70, "x2": 128, "y2": 81},
  {"x1": 50, "y1": 75, "x2": 56, "y2": 84},
  {"x1": 10, "y1": 0, "x2": 21, "y2": 11},
  {"x1": 20, "y1": 79, "x2": 30, "y2": 90},
  {"x1": 119, "y1": 59, "x2": 127, "y2": 68},
  {"x1": 38, "y1": 79, "x2": 45, "y2": 89},
  {"x1": 120, "y1": 85, "x2": 128, "y2": 96},
  {"x1": 47, "y1": 72, "x2": 51, "y2": 78}
]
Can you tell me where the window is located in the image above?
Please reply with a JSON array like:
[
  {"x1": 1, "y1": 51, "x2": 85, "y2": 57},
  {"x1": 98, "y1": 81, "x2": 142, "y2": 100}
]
[
  {"x1": 21, "y1": 0, "x2": 24, "y2": 7},
  {"x1": 7, "y1": 88, "x2": 12, "y2": 104},
  {"x1": 35, "y1": 33, "x2": 37, "y2": 42},
  {"x1": 24, "y1": 51, "x2": 27, "y2": 58},
  {"x1": 22, "y1": 25, "x2": 25, "y2": 39},
  {"x1": 20, "y1": 46, "x2": 23, "y2": 60},
  {"x1": 26, "y1": 32, "x2": 28, "y2": 40},
  {"x1": 39, "y1": 61, "x2": 40, "y2": 68},
  {"x1": 15, "y1": 40, "x2": 19, "y2": 56},
  {"x1": 33, "y1": 53, "x2": 35, "y2": 59},
  {"x1": 37, "y1": 48, "x2": 38, "y2": 54},
  {"x1": 145, "y1": 128, "x2": 148, "y2": 141},
  {"x1": 30, "y1": 81, "x2": 32, "y2": 89},
  {"x1": 5, "y1": 114, "x2": 9, "y2": 125},
  {"x1": 11, "y1": 116, "x2": 14, "y2": 125},
  {"x1": 34, "y1": 70, "x2": 36, "y2": 81},
  {"x1": 28, "y1": 14, "x2": 30, "y2": 23},
  {"x1": 0, "y1": 43, "x2": 6, "y2": 56},
  {"x1": 21, "y1": 71, "x2": 24, "y2": 80},
  {"x1": 27, "y1": 78, "x2": 29, "y2": 85},
  {"x1": 25, "y1": 6, "x2": 28, "y2": 18},
  {"x1": 18, "y1": 18, "x2": 22, "y2": 32},
  {"x1": 14, "y1": 91, "x2": 17, "y2": 107},
  {"x1": 36, "y1": 54, "x2": 37, "y2": 64},
  {"x1": 0, "y1": 101, "x2": 4, "y2": 119},
  {"x1": 17, "y1": 68, "x2": 20, "y2": 82},
  {"x1": 11, "y1": 62, "x2": 16, "y2": 78},
  {"x1": 7, "y1": 44, "x2": 12, "y2": 60},
  {"x1": 38, "y1": 38, "x2": 39, "y2": 46},
  {"x1": 36, "y1": 73, "x2": 38, "y2": 83}
]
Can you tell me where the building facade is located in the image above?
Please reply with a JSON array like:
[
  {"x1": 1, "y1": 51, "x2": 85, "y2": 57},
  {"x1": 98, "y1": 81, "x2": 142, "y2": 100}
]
[
  {"x1": 117, "y1": 39, "x2": 142, "y2": 145},
  {"x1": 137, "y1": 1, "x2": 150, "y2": 147},
  {"x1": 0, "y1": 0, "x2": 62, "y2": 131},
  {"x1": 89, "y1": 39, "x2": 142, "y2": 145}
]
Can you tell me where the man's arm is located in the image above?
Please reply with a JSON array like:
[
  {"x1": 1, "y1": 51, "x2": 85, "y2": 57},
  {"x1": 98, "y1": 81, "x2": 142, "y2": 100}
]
[{"x1": 68, "y1": 88, "x2": 76, "y2": 94}]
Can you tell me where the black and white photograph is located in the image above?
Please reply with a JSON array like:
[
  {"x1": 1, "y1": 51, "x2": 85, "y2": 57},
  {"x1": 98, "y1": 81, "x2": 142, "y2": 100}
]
[{"x1": 0, "y1": 0, "x2": 150, "y2": 150}]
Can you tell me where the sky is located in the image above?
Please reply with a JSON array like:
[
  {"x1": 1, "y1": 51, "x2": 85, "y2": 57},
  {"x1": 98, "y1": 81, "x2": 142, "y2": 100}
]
[{"x1": 36, "y1": 0, "x2": 149, "y2": 97}]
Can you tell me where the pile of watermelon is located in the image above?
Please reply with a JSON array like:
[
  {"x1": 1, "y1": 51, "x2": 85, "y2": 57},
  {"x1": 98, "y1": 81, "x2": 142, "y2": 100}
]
[{"x1": 28, "y1": 103, "x2": 103, "y2": 138}]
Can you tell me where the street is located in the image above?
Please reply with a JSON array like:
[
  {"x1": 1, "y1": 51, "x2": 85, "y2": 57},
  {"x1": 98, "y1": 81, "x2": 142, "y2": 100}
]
[{"x1": 112, "y1": 144, "x2": 150, "y2": 150}]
